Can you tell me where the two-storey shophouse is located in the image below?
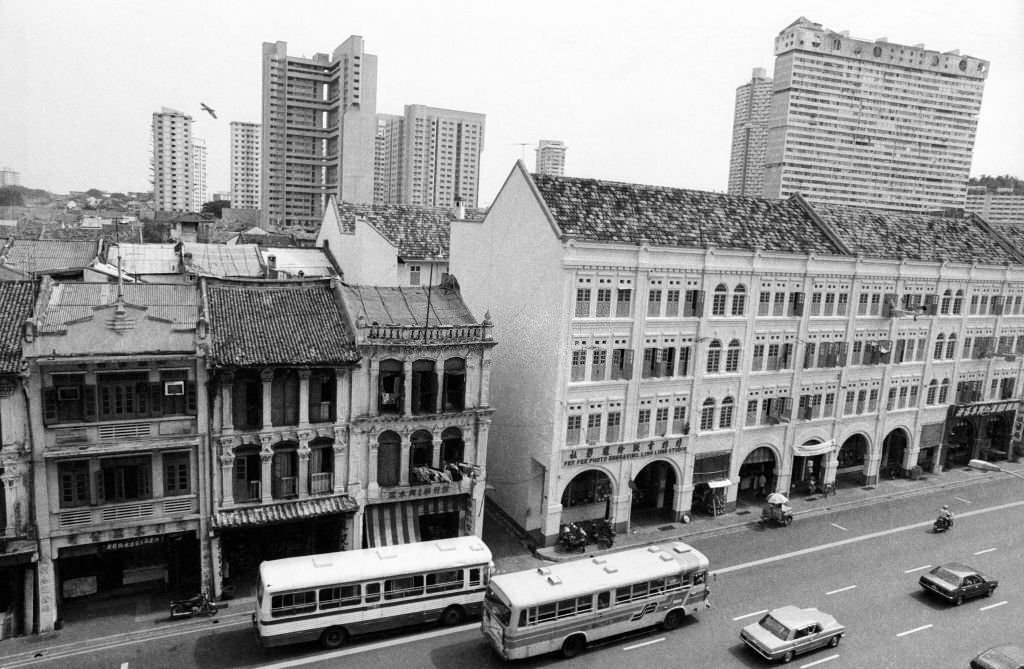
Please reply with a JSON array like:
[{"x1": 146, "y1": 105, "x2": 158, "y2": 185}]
[
  {"x1": 24, "y1": 280, "x2": 208, "y2": 632},
  {"x1": 451, "y1": 162, "x2": 1024, "y2": 546}
]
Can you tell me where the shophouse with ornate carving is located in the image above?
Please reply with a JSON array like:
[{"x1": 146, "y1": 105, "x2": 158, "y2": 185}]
[{"x1": 451, "y1": 162, "x2": 1024, "y2": 546}]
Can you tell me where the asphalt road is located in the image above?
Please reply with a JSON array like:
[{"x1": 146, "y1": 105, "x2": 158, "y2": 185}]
[{"x1": 5, "y1": 476, "x2": 1023, "y2": 669}]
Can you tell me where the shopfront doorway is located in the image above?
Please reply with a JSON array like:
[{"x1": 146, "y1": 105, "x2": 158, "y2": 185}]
[
  {"x1": 836, "y1": 435, "x2": 869, "y2": 487},
  {"x1": 881, "y1": 429, "x2": 909, "y2": 478},
  {"x1": 737, "y1": 446, "x2": 776, "y2": 505},
  {"x1": 629, "y1": 460, "x2": 677, "y2": 525}
]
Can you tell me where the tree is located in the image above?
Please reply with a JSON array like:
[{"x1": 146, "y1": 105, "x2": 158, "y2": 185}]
[
  {"x1": 0, "y1": 186, "x2": 24, "y2": 207},
  {"x1": 201, "y1": 200, "x2": 231, "y2": 218}
]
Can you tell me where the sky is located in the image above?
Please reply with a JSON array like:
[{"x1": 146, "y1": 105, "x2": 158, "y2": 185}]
[{"x1": 1, "y1": 0, "x2": 1022, "y2": 206}]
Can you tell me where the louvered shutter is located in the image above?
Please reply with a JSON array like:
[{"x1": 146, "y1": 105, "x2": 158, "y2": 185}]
[
  {"x1": 82, "y1": 386, "x2": 97, "y2": 421},
  {"x1": 44, "y1": 388, "x2": 58, "y2": 425}
]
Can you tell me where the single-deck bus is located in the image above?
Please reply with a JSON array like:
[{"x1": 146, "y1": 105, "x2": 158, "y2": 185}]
[
  {"x1": 254, "y1": 536, "x2": 493, "y2": 649},
  {"x1": 481, "y1": 541, "x2": 710, "y2": 660}
]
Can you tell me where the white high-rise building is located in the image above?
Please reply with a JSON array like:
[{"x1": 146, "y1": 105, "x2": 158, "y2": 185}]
[
  {"x1": 762, "y1": 17, "x2": 989, "y2": 211},
  {"x1": 152, "y1": 108, "x2": 194, "y2": 213},
  {"x1": 535, "y1": 140, "x2": 567, "y2": 177},
  {"x1": 191, "y1": 138, "x2": 207, "y2": 213},
  {"x1": 0, "y1": 167, "x2": 20, "y2": 187},
  {"x1": 727, "y1": 68, "x2": 772, "y2": 197},
  {"x1": 230, "y1": 122, "x2": 261, "y2": 209}
]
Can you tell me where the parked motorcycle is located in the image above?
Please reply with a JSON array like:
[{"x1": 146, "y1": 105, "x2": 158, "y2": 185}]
[
  {"x1": 933, "y1": 515, "x2": 953, "y2": 533},
  {"x1": 587, "y1": 520, "x2": 616, "y2": 549},
  {"x1": 169, "y1": 591, "x2": 226, "y2": 620},
  {"x1": 556, "y1": 522, "x2": 588, "y2": 553}
]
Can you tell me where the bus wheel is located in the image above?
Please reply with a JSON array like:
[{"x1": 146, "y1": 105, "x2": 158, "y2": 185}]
[
  {"x1": 440, "y1": 605, "x2": 465, "y2": 626},
  {"x1": 561, "y1": 634, "x2": 586, "y2": 659},
  {"x1": 663, "y1": 608, "x2": 685, "y2": 630},
  {"x1": 320, "y1": 626, "x2": 349, "y2": 649}
]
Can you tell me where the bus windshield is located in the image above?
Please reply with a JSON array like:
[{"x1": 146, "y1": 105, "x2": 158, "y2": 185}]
[{"x1": 485, "y1": 588, "x2": 511, "y2": 625}]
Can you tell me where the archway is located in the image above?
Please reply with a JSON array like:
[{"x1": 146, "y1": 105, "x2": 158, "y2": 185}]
[
  {"x1": 791, "y1": 439, "x2": 832, "y2": 496},
  {"x1": 836, "y1": 435, "x2": 869, "y2": 487},
  {"x1": 881, "y1": 429, "x2": 909, "y2": 478},
  {"x1": 737, "y1": 446, "x2": 777, "y2": 506},
  {"x1": 944, "y1": 418, "x2": 974, "y2": 469},
  {"x1": 560, "y1": 469, "x2": 613, "y2": 526},
  {"x1": 629, "y1": 460, "x2": 677, "y2": 525}
]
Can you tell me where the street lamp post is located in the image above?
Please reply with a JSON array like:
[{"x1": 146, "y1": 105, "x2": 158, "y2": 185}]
[{"x1": 968, "y1": 458, "x2": 1024, "y2": 483}]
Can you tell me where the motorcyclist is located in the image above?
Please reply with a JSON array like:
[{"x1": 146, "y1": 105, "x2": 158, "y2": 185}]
[{"x1": 938, "y1": 504, "x2": 954, "y2": 527}]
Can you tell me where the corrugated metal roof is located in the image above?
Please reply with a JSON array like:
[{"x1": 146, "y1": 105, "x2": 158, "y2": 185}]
[
  {"x1": 108, "y1": 243, "x2": 179, "y2": 274},
  {"x1": 261, "y1": 247, "x2": 336, "y2": 277},
  {"x1": 184, "y1": 242, "x2": 264, "y2": 277},
  {"x1": 38, "y1": 283, "x2": 199, "y2": 332},
  {"x1": 339, "y1": 284, "x2": 477, "y2": 327}
]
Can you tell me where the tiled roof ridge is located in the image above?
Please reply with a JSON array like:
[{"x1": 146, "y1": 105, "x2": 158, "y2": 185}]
[{"x1": 531, "y1": 171, "x2": 786, "y2": 205}]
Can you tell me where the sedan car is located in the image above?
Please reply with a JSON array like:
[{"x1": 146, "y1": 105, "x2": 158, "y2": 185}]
[
  {"x1": 919, "y1": 562, "x2": 998, "y2": 605},
  {"x1": 971, "y1": 645, "x2": 1024, "y2": 669},
  {"x1": 740, "y1": 605, "x2": 846, "y2": 663}
]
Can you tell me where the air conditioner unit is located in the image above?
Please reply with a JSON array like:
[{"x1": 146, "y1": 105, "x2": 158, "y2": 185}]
[{"x1": 164, "y1": 380, "x2": 185, "y2": 396}]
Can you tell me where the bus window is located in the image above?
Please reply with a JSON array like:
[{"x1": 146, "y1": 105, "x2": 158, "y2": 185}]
[
  {"x1": 469, "y1": 567, "x2": 483, "y2": 586},
  {"x1": 319, "y1": 584, "x2": 361, "y2": 610},
  {"x1": 649, "y1": 578, "x2": 665, "y2": 595},
  {"x1": 597, "y1": 591, "x2": 610, "y2": 609},
  {"x1": 384, "y1": 574, "x2": 424, "y2": 600},
  {"x1": 535, "y1": 602, "x2": 557, "y2": 623},
  {"x1": 666, "y1": 574, "x2": 682, "y2": 591},
  {"x1": 575, "y1": 595, "x2": 593, "y2": 615},
  {"x1": 694, "y1": 571, "x2": 706, "y2": 585},
  {"x1": 366, "y1": 582, "x2": 381, "y2": 603},
  {"x1": 426, "y1": 569, "x2": 463, "y2": 593},
  {"x1": 271, "y1": 590, "x2": 316, "y2": 617}
]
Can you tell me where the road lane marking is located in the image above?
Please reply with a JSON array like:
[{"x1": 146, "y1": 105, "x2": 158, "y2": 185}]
[
  {"x1": 974, "y1": 547, "x2": 997, "y2": 555},
  {"x1": 120, "y1": 664, "x2": 128, "y2": 669},
  {"x1": 715, "y1": 499, "x2": 1024, "y2": 576},
  {"x1": 896, "y1": 624, "x2": 933, "y2": 637},
  {"x1": 904, "y1": 565, "x2": 932, "y2": 573},
  {"x1": 801, "y1": 655, "x2": 839, "y2": 668},
  {"x1": 830, "y1": 523, "x2": 848, "y2": 531},
  {"x1": 733, "y1": 609, "x2": 769, "y2": 621},
  {"x1": 623, "y1": 637, "x2": 664, "y2": 651},
  {"x1": 954, "y1": 496, "x2": 972, "y2": 504},
  {"x1": 980, "y1": 600, "x2": 1008, "y2": 611},
  {"x1": 826, "y1": 585, "x2": 857, "y2": 595}
]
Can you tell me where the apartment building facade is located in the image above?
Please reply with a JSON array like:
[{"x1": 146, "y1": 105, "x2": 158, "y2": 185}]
[
  {"x1": 230, "y1": 122, "x2": 261, "y2": 210},
  {"x1": 966, "y1": 186, "x2": 1024, "y2": 226},
  {"x1": 152, "y1": 108, "x2": 194, "y2": 213},
  {"x1": 190, "y1": 138, "x2": 208, "y2": 213},
  {"x1": 535, "y1": 140, "x2": 567, "y2": 177},
  {"x1": 261, "y1": 38, "x2": 378, "y2": 233},
  {"x1": 727, "y1": 68, "x2": 772, "y2": 197},
  {"x1": 451, "y1": 163, "x2": 1024, "y2": 546},
  {"x1": 761, "y1": 18, "x2": 988, "y2": 211}
]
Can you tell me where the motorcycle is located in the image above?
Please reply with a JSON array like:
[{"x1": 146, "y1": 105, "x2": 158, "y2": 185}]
[
  {"x1": 169, "y1": 591, "x2": 226, "y2": 620},
  {"x1": 587, "y1": 520, "x2": 616, "y2": 549},
  {"x1": 556, "y1": 522, "x2": 588, "y2": 553},
  {"x1": 933, "y1": 515, "x2": 953, "y2": 533}
]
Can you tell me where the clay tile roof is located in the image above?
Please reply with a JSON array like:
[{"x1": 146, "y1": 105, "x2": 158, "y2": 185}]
[
  {"x1": 0, "y1": 281, "x2": 36, "y2": 373},
  {"x1": 339, "y1": 284, "x2": 478, "y2": 327},
  {"x1": 530, "y1": 174, "x2": 841, "y2": 254},
  {"x1": 205, "y1": 280, "x2": 359, "y2": 367},
  {"x1": 335, "y1": 202, "x2": 453, "y2": 259},
  {"x1": 812, "y1": 205, "x2": 1018, "y2": 264},
  {"x1": 211, "y1": 495, "x2": 358, "y2": 528}
]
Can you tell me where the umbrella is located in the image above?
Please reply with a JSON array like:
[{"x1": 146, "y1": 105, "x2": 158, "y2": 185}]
[{"x1": 766, "y1": 492, "x2": 788, "y2": 505}]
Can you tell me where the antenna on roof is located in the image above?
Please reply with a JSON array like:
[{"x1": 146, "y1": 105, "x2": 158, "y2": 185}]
[
  {"x1": 115, "y1": 217, "x2": 124, "y2": 301},
  {"x1": 423, "y1": 245, "x2": 442, "y2": 339}
]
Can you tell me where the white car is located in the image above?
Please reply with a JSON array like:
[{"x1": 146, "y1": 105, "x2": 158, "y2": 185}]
[{"x1": 740, "y1": 605, "x2": 846, "y2": 663}]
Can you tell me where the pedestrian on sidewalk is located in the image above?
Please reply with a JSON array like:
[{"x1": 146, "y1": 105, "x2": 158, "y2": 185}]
[{"x1": 756, "y1": 471, "x2": 768, "y2": 497}]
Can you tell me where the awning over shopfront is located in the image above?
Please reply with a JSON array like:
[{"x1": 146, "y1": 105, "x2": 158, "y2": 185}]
[
  {"x1": 705, "y1": 479, "x2": 732, "y2": 489},
  {"x1": 363, "y1": 495, "x2": 464, "y2": 548},
  {"x1": 213, "y1": 495, "x2": 358, "y2": 530},
  {"x1": 792, "y1": 439, "x2": 836, "y2": 457}
]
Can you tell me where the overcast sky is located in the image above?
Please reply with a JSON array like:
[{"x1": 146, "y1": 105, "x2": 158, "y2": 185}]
[{"x1": 2, "y1": 0, "x2": 1022, "y2": 205}]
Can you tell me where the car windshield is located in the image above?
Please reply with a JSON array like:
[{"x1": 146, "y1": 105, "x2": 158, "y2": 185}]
[
  {"x1": 759, "y1": 614, "x2": 791, "y2": 640},
  {"x1": 930, "y1": 567, "x2": 962, "y2": 585}
]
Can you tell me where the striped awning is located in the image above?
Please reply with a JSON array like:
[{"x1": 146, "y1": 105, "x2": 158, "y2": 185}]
[
  {"x1": 213, "y1": 495, "x2": 358, "y2": 529},
  {"x1": 363, "y1": 495, "x2": 465, "y2": 548}
]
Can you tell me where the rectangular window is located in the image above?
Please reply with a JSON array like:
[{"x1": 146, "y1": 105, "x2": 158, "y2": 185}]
[
  {"x1": 636, "y1": 409, "x2": 651, "y2": 438},
  {"x1": 642, "y1": 348, "x2": 657, "y2": 378},
  {"x1": 836, "y1": 293, "x2": 849, "y2": 316},
  {"x1": 425, "y1": 569, "x2": 463, "y2": 593},
  {"x1": 566, "y1": 415, "x2": 582, "y2": 445},
  {"x1": 665, "y1": 289, "x2": 680, "y2": 317},
  {"x1": 856, "y1": 390, "x2": 867, "y2": 414},
  {"x1": 606, "y1": 412, "x2": 621, "y2": 442},
  {"x1": 823, "y1": 293, "x2": 836, "y2": 316},
  {"x1": 647, "y1": 289, "x2": 662, "y2": 317},
  {"x1": 409, "y1": 265, "x2": 421, "y2": 286},
  {"x1": 596, "y1": 289, "x2": 611, "y2": 317},
  {"x1": 758, "y1": 291, "x2": 771, "y2": 316},
  {"x1": 611, "y1": 349, "x2": 633, "y2": 380},
  {"x1": 677, "y1": 346, "x2": 691, "y2": 377},
  {"x1": 671, "y1": 406, "x2": 687, "y2": 434},
  {"x1": 772, "y1": 292, "x2": 785, "y2": 316},
  {"x1": 683, "y1": 290, "x2": 703, "y2": 317},
  {"x1": 615, "y1": 288, "x2": 632, "y2": 317},
  {"x1": 586, "y1": 414, "x2": 601, "y2": 443},
  {"x1": 751, "y1": 344, "x2": 764, "y2": 371},
  {"x1": 163, "y1": 451, "x2": 190, "y2": 495},
  {"x1": 887, "y1": 387, "x2": 897, "y2": 411},
  {"x1": 98, "y1": 372, "x2": 149, "y2": 421},
  {"x1": 575, "y1": 288, "x2": 591, "y2": 317},
  {"x1": 654, "y1": 407, "x2": 669, "y2": 436},
  {"x1": 59, "y1": 460, "x2": 90, "y2": 508},
  {"x1": 857, "y1": 293, "x2": 869, "y2": 315},
  {"x1": 868, "y1": 388, "x2": 879, "y2": 412},
  {"x1": 810, "y1": 292, "x2": 822, "y2": 316},
  {"x1": 571, "y1": 350, "x2": 586, "y2": 382},
  {"x1": 271, "y1": 590, "x2": 317, "y2": 617},
  {"x1": 870, "y1": 293, "x2": 881, "y2": 315},
  {"x1": 99, "y1": 455, "x2": 152, "y2": 503},
  {"x1": 823, "y1": 392, "x2": 835, "y2": 418},
  {"x1": 746, "y1": 399, "x2": 759, "y2": 426},
  {"x1": 590, "y1": 349, "x2": 607, "y2": 381},
  {"x1": 319, "y1": 584, "x2": 361, "y2": 609}
]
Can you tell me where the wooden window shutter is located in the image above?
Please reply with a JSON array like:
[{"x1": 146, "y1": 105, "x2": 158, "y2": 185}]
[
  {"x1": 82, "y1": 385, "x2": 97, "y2": 421},
  {"x1": 623, "y1": 350, "x2": 634, "y2": 379},
  {"x1": 44, "y1": 388, "x2": 58, "y2": 425},
  {"x1": 150, "y1": 382, "x2": 164, "y2": 417},
  {"x1": 186, "y1": 381, "x2": 197, "y2": 414},
  {"x1": 95, "y1": 469, "x2": 105, "y2": 503}
]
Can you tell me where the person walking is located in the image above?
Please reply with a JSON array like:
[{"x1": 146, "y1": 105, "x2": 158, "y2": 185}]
[{"x1": 756, "y1": 471, "x2": 768, "y2": 497}]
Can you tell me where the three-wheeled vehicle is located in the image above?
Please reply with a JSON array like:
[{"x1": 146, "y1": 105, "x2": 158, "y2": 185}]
[{"x1": 760, "y1": 492, "x2": 794, "y2": 527}]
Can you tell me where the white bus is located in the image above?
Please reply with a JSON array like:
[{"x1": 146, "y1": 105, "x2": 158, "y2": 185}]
[
  {"x1": 254, "y1": 536, "x2": 493, "y2": 649},
  {"x1": 481, "y1": 541, "x2": 710, "y2": 660}
]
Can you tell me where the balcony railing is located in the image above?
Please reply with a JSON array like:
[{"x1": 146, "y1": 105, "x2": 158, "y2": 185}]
[
  {"x1": 359, "y1": 323, "x2": 491, "y2": 344},
  {"x1": 56, "y1": 496, "x2": 198, "y2": 529},
  {"x1": 310, "y1": 472, "x2": 333, "y2": 494},
  {"x1": 273, "y1": 476, "x2": 297, "y2": 499}
]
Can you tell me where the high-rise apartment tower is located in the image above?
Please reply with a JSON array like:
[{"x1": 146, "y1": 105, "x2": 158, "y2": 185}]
[
  {"x1": 761, "y1": 17, "x2": 988, "y2": 211},
  {"x1": 152, "y1": 108, "x2": 194, "y2": 213},
  {"x1": 535, "y1": 140, "x2": 567, "y2": 177},
  {"x1": 190, "y1": 138, "x2": 208, "y2": 213},
  {"x1": 373, "y1": 105, "x2": 485, "y2": 208},
  {"x1": 0, "y1": 167, "x2": 20, "y2": 187},
  {"x1": 261, "y1": 37, "x2": 378, "y2": 232},
  {"x1": 726, "y1": 68, "x2": 772, "y2": 197},
  {"x1": 230, "y1": 122, "x2": 261, "y2": 209}
]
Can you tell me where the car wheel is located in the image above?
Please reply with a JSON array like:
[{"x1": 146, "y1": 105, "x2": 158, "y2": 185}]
[
  {"x1": 782, "y1": 650, "x2": 795, "y2": 663},
  {"x1": 440, "y1": 605, "x2": 465, "y2": 626},
  {"x1": 954, "y1": 595, "x2": 964, "y2": 606},
  {"x1": 561, "y1": 634, "x2": 586, "y2": 659},
  {"x1": 986, "y1": 586, "x2": 996, "y2": 598},
  {"x1": 829, "y1": 634, "x2": 842, "y2": 647},
  {"x1": 663, "y1": 609, "x2": 685, "y2": 630},
  {"x1": 783, "y1": 516, "x2": 793, "y2": 526},
  {"x1": 320, "y1": 626, "x2": 348, "y2": 649}
]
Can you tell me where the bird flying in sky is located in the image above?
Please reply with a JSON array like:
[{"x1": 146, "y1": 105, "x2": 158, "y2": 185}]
[{"x1": 200, "y1": 103, "x2": 217, "y2": 119}]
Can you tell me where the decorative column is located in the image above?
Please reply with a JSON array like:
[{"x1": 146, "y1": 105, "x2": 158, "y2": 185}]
[
  {"x1": 218, "y1": 447, "x2": 235, "y2": 507},
  {"x1": 366, "y1": 361, "x2": 379, "y2": 416},
  {"x1": 399, "y1": 430, "x2": 412, "y2": 486},
  {"x1": 402, "y1": 360, "x2": 413, "y2": 416},
  {"x1": 298, "y1": 369, "x2": 311, "y2": 426},
  {"x1": 475, "y1": 417, "x2": 491, "y2": 476},
  {"x1": 260, "y1": 368, "x2": 274, "y2": 430},
  {"x1": 480, "y1": 357, "x2": 493, "y2": 409},
  {"x1": 297, "y1": 431, "x2": 312, "y2": 497},
  {"x1": 221, "y1": 372, "x2": 234, "y2": 432},
  {"x1": 465, "y1": 358, "x2": 478, "y2": 409},
  {"x1": 1, "y1": 471, "x2": 18, "y2": 538},
  {"x1": 431, "y1": 433, "x2": 443, "y2": 468},
  {"x1": 150, "y1": 453, "x2": 164, "y2": 499},
  {"x1": 332, "y1": 426, "x2": 349, "y2": 495},
  {"x1": 334, "y1": 368, "x2": 349, "y2": 422},
  {"x1": 677, "y1": 450, "x2": 696, "y2": 521},
  {"x1": 260, "y1": 435, "x2": 274, "y2": 503},
  {"x1": 367, "y1": 437, "x2": 380, "y2": 497},
  {"x1": 435, "y1": 360, "x2": 445, "y2": 414}
]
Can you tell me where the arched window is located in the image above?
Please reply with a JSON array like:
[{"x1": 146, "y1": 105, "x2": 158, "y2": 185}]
[
  {"x1": 409, "y1": 430, "x2": 434, "y2": 483},
  {"x1": 442, "y1": 357, "x2": 466, "y2": 411},
  {"x1": 945, "y1": 334, "x2": 957, "y2": 359},
  {"x1": 725, "y1": 339, "x2": 741, "y2": 372},
  {"x1": 938, "y1": 378, "x2": 950, "y2": 404},
  {"x1": 271, "y1": 442, "x2": 298, "y2": 499},
  {"x1": 379, "y1": 359, "x2": 404, "y2": 414},
  {"x1": 926, "y1": 380, "x2": 938, "y2": 405},
  {"x1": 700, "y1": 398, "x2": 716, "y2": 431},
  {"x1": 952, "y1": 290, "x2": 964, "y2": 315},
  {"x1": 441, "y1": 426, "x2": 464, "y2": 464},
  {"x1": 377, "y1": 431, "x2": 401, "y2": 487},
  {"x1": 411, "y1": 359, "x2": 437, "y2": 415},
  {"x1": 731, "y1": 285, "x2": 746, "y2": 316},
  {"x1": 933, "y1": 334, "x2": 946, "y2": 360},
  {"x1": 712, "y1": 284, "x2": 728, "y2": 316},
  {"x1": 719, "y1": 397, "x2": 734, "y2": 429},
  {"x1": 940, "y1": 289, "x2": 952, "y2": 314},
  {"x1": 706, "y1": 340, "x2": 722, "y2": 374}
]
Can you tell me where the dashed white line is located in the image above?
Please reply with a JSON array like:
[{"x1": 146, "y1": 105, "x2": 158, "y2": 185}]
[
  {"x1": 974, "y1": 547, "x2": 997, "y2": 555},
  {"x1": 830, "y1": 523, "x2": 848, "y2": 531},
  {"x1": 826, "y1": 585, "x2": 857, "y2": 595},
  {"x1": 897, "y1": 624, "x2": 933, "y2": 637},
  {"x1": 801, "y1": 654, "x2": 839, "y2": 668},
  {"x1": 623, "y1": 637, "x2": 664, "y2": 651},
  {"x1": 733, "y1": 609, "x2": 769, "y2": 621},
  {"x1": 954, "y1": 496, "x2": 972, "y2": 504},
  {"x1": 904, "y1": 565, "x2": 932, "y2": 573},
  {"x1": 120, "y1": 664, "x2": 129, "y2": 669},
  {"x1": 980, "y1": 600, "x2": 1008, "y2": 612}
]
